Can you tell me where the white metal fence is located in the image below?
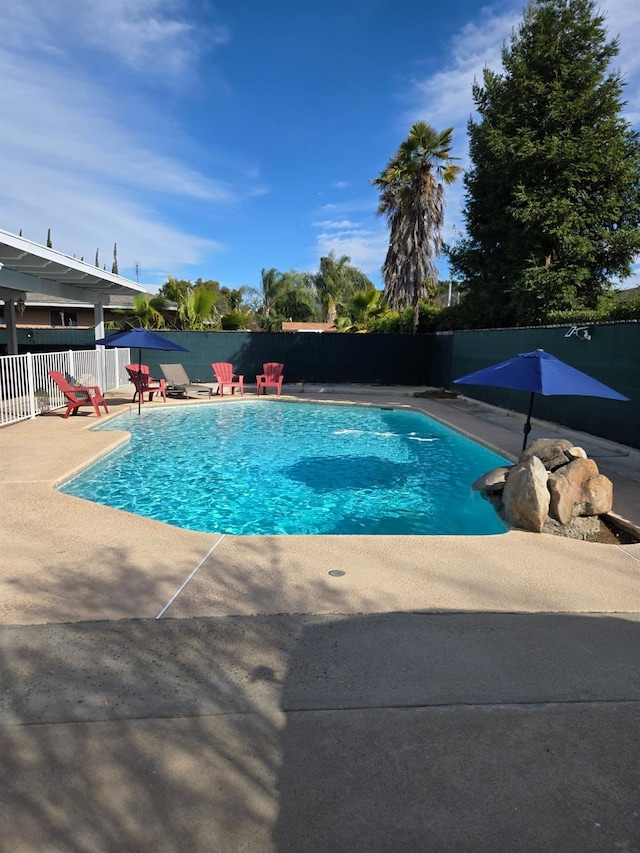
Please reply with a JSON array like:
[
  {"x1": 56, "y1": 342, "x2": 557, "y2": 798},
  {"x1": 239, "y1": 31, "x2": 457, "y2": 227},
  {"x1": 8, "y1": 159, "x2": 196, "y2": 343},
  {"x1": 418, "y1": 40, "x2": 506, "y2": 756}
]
[{"x1": 0, "y1": 348, "x2": 131, "y2": 427}]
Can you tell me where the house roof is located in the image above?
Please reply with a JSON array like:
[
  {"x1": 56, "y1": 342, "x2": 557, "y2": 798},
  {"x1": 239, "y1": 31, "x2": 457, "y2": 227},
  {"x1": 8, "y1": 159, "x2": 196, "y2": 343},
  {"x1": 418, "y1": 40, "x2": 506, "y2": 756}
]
[{"x1": 0, "y1": 228, "x2": 147, "y2": 305}]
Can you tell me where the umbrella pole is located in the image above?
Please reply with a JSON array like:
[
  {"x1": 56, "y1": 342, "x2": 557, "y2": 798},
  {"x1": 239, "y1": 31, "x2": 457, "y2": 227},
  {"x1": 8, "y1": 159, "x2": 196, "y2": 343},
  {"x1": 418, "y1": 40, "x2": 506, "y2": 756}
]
[
  {"x1": 137, "y1": 347, "x2": 142, "y2": 416},
  {"x1": 522, "y1": 392, "x2": 535, "y2": 451}
]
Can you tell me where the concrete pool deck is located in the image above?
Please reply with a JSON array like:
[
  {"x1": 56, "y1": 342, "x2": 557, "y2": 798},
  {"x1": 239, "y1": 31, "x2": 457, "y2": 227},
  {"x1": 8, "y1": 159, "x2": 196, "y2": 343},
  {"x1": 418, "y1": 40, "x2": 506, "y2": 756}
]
[{"x1": 1, "y1": 387, "x2": 640, "y2": 851}]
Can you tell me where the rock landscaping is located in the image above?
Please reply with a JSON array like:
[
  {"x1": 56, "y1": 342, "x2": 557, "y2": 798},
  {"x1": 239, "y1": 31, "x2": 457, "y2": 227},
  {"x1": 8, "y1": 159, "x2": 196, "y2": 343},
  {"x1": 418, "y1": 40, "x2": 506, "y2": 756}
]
[{"x1": 473, "y1": 438, "x2": 620, "y2": 540}]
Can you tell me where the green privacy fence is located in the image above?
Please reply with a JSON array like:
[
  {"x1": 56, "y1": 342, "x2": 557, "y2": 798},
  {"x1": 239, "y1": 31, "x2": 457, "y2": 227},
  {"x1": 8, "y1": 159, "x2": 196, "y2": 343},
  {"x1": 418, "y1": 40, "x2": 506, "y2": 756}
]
[
  {"x1": 0, "y1": 326, "x2": 447, "y2": 388},
  {"x1": 3, "y1": 328, "x2": 439, "y2": 385},
  {"x1": 156, "y1": 331, "x2": 442, "y2": 386},
  {"x1": 2, "y1": 321, "x2": 637, "y2": 447}
]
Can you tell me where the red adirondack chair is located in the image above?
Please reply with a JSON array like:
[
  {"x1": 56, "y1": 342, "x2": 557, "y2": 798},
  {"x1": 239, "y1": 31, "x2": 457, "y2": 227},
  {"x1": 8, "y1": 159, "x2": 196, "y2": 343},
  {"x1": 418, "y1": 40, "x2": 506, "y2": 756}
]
[
  {"x1": 125, "y1": 364, "x2": 167, "y2": 404},
  {"x1": 256, "y1": 362, "x2": 284, "y2": 396},
  {"x1": 212, "y1": 362, "x2": 244, "y2": 396},
  {"x1": 48, "y1": 370, "x2": 109, "y2": 418}
]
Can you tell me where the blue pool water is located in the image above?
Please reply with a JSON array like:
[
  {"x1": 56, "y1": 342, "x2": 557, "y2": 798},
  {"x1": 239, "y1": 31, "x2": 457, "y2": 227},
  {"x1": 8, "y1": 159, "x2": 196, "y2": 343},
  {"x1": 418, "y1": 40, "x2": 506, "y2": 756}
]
[{"x1": 59, "y1": 401, "x2": 509, "y2": 535}]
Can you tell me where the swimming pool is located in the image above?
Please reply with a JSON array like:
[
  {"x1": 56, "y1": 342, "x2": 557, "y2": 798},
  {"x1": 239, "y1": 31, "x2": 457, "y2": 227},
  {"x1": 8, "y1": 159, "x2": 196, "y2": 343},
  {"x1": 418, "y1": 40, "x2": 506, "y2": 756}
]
[{"x1": 59, "y1": 401, "x2": 509, "y2": 535}]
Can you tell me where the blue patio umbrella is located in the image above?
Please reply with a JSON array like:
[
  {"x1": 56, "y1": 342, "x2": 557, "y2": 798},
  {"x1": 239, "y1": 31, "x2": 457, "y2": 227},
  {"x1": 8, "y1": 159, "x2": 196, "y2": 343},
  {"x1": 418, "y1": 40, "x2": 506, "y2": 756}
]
[
  {"x1": 453, "y1": 349, "x2": 629, "y2": 451},
  {"x1": 95, "y1": 327, "x2": 190, "y2": 414}
]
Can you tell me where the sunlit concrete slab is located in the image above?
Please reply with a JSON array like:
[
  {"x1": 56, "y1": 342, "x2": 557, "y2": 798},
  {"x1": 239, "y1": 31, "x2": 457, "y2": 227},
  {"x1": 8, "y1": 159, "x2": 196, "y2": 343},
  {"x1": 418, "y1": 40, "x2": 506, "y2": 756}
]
[
  {"x1": 164, "y1": 531, "x2": 640, "y2": 619},
  {"x1": 1, "y1": 389, "x2": 640, "y2": 626},
  {"x1": 0, "y1": 481, "x2": 217, "y2": 625}
]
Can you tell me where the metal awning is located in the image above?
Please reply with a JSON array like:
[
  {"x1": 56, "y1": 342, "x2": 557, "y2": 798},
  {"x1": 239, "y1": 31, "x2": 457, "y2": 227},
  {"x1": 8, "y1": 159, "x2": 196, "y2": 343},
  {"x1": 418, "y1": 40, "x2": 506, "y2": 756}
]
[{"x1": 0, "y1": 227, "x2": 147, "y2": 304}]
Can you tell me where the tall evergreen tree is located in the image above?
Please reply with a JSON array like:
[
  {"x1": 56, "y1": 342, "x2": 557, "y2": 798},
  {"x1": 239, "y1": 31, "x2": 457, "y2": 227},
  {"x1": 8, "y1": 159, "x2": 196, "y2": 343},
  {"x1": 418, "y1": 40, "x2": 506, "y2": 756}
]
[
  {"x1": 372, "y1": 122, "x2": 461, "y2": 333},
  {"x1": 450, "y1": 0, "x2": 640, "y2": 327},
  {"x1": 111, "y1": 243, "x2": 119, "y2": 275}
]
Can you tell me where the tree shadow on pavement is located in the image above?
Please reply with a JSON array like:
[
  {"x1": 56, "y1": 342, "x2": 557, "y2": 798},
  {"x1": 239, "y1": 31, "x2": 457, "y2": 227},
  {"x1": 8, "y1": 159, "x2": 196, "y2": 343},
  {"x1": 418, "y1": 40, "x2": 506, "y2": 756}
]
[
  {"x1": 0, "y1": 537, "x2": 375, "y2": 851},
  {"x1": 2, "y1": 601, "x2": 640, "y2": 850}
]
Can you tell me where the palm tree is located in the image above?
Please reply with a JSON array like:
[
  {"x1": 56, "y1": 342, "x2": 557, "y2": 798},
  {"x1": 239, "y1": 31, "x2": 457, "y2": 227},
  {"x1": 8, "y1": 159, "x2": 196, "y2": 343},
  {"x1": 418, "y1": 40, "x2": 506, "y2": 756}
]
[
  {"x1": 109, "y1": 293, "x2": 167, "y2": 329},
  {"x1": 315, "y1": 252, "x2": 355, "y2": 323},
  {"x1": 335, "y1": 288, "x2": 388, "y2": 332},
  {"x1": 257, "y1": 268, "x2": 289, "y2": 317},
  {"x1": 173, "y1": 286, "x2": 219, "y2": 330},
  {"x1": 242, "y1": 268, "x2": 288, "y2": 322},
  {"x1": 372, "y1": 121, "x2": 461, "y2": 333},
  {"x1": 247, "y1": 268, "x2": 320, "y2": 325},
  {"x1": 276, "y1": 275, "x2": 318, "y2": 322}
]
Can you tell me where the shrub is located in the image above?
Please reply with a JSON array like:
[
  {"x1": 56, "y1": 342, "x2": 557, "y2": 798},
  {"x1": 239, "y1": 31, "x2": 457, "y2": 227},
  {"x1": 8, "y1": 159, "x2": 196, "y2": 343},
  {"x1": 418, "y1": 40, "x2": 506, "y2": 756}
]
[
  {"x1": 221, "y1": 309, "x2": 251, "y2": 330},
  {"x1": 257, "y1": 314, "x2": 284, "y2": 332}
]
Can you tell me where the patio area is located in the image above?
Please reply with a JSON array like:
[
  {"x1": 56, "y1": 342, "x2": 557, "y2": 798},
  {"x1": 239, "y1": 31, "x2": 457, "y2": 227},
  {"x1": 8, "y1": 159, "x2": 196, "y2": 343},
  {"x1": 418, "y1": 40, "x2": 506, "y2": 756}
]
[
  {"x1": 1, "y1": 388, "x2": 640, "y2": 851},
  {"x1": 1, "y1": 386, "x2": 639, "y2": 626}
]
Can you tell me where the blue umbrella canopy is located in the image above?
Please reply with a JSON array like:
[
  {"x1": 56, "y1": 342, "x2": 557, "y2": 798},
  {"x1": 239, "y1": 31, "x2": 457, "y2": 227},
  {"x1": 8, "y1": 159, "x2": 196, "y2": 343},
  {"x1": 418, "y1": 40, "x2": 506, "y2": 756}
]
[
  {"x1": 95, "y1": 327, "x2": 189, "y2": 414},
  {"x1": 453, "y1": 349, "x2": 629, "y2": 450},
  {"x1": 95, "y1": 327, "x2": 190, "y2": 352}
]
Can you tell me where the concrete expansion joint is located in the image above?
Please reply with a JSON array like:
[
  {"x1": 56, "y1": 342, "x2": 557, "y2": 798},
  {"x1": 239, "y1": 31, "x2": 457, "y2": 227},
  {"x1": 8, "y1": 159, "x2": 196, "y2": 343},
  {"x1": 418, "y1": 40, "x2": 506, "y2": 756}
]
[
  {"x1": 615, "y1": 544, "x2": 640, "y2": 564},
  {"x1": 280, "y1": 698, "x2": 640, "y2": 714}
]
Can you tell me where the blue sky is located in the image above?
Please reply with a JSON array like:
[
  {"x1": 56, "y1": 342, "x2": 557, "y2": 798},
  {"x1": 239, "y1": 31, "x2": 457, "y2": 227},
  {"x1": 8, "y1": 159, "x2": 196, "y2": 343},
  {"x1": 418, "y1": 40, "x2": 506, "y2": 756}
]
[{"x1": 1, "y1": 0, "x2": 638, "y2": 293}]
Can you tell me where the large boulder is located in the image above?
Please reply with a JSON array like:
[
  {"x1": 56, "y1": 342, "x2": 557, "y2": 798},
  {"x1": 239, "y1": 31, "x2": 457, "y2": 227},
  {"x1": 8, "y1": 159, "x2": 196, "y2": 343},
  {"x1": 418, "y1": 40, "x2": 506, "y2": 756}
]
[
  {"x1": 566, "y1": 446, "x2": 588, "y2": 460},
  {"x1": 472, "y1": 435, "x2": 616, "y2": 539},
  {"x1": 502, "y1": 456, "x2": 550, "y2": 533},
  {"x1": 548, "y1": 458, "x2": 613, "y2": 524},
  {"x1": 520, "y1": 438, "x2": 574, "y2": 471},
  {"x1": 471, "y1": 466, "x2": 512, "y2": 493}
]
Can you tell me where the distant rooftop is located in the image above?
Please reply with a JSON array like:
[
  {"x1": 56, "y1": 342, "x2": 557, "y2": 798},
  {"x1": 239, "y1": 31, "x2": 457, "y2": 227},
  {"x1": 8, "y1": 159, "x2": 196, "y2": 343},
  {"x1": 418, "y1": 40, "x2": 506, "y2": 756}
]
[{"x1": 281, "y1": 322, "x2": 335, "y2": 333}]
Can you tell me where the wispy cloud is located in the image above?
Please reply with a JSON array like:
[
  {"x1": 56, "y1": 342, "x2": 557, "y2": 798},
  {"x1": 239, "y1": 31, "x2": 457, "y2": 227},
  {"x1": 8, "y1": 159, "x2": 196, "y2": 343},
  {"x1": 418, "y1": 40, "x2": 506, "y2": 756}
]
[
  {"x1": 315, "y1": 225, "x2": 389, "y2": 278},
  {"x1": 0, "y1": 0, "x2": 254, "y2": 285},
  {"x1": 405, "y1": 8, "x2": 520, "y2": 138},
  {"x1": 1, "y1": 52, "x2": 234, "y2": 203},
  {"x1": 312, "y1": 203, "x2": 387, "y2": 278},
  {"x1": 0, "y1": 46, "x2": 227, "y2": 283},
  {"x1": 5, "y1": 0, "x2": 229, "y2": 79},
  {"x1": 314, "y1": 219, "x2": 361, "y2": 230},
  {"x1": 602, "y1": 0, "x2": 640, "y2": 123}
]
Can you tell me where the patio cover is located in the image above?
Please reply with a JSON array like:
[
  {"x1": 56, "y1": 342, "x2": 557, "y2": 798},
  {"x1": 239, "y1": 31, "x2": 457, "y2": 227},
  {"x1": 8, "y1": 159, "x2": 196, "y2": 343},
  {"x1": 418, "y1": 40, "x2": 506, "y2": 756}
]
[{"x1": 0, "y1": 228, "x2": 147, "y2": 354}]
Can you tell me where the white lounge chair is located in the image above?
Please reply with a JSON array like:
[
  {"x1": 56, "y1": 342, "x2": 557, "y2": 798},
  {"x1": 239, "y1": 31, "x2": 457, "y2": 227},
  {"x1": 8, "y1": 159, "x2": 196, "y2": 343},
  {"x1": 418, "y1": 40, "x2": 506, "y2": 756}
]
[{"x1": 159, "y1": 364, "x2": 217, "y2": 399}]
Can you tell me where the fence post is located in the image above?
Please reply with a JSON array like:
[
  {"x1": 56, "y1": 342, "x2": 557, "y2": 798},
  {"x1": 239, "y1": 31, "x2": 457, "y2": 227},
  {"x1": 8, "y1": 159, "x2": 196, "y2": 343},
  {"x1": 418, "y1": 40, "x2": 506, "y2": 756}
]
[
  {"x1": 27, "y1": 352, "x2": 37, "y2": 419},
  {"x1": 97, "y1": 347, "x2": 106, "y2": 391},
  {"x1": 68, "y1": 349, "x2": 75, "y2": 380},
  {"x1": 94, "y1": 304, "x2": 106, "y2": 391}
]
